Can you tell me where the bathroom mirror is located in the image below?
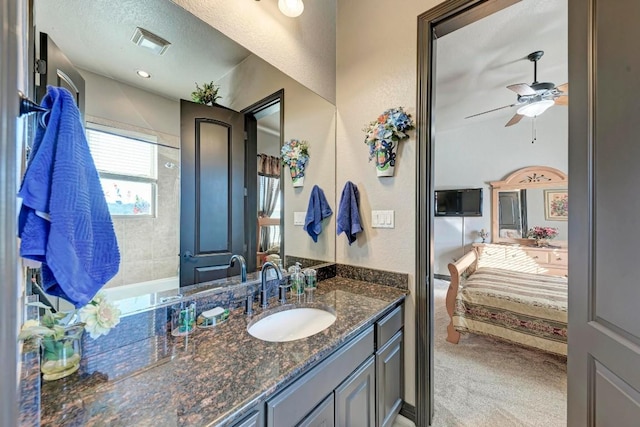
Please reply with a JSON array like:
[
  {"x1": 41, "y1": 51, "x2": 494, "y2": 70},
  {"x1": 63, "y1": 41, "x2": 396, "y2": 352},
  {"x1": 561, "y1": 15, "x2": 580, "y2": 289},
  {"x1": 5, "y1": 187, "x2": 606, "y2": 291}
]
[
  {"x1": 32, "y1": 0, "x2": 336, "y2": 304},
  {"x1": 491, "y1": 166, "x2": 568, "y2": 245}
]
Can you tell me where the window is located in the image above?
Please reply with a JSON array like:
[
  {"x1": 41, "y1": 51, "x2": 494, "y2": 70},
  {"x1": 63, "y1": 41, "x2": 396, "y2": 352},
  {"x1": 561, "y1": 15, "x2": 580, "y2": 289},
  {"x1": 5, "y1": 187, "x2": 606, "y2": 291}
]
[{"x1": 86, "y1": 123, "x2": 158, "y2": 216}]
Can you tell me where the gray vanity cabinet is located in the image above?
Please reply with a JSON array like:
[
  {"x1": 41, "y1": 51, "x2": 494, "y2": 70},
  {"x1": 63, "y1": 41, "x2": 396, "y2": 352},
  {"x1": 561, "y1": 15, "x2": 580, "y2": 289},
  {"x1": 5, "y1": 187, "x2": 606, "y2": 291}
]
[
  {"x1": 375, "y1": 305, "x2": 404, "y2": 427},
  {"x1": 266, "y1": 327, "x2": 374, "y2": 426},
  {"x1": 335, "y1": 355, "x2": 376, "y2": 427},
  {"x1": 264, "y1": 301, "x2": 405, "y2": 427},
  {"x1": 376, "y1": 331, "x2": 403, "y2": 427},
  {"x1": 298, "y1": 394, "x2": 334, "y2": 427},
  {"x1": 231, "y1": 407, "x2": 263, "y2": 427}
]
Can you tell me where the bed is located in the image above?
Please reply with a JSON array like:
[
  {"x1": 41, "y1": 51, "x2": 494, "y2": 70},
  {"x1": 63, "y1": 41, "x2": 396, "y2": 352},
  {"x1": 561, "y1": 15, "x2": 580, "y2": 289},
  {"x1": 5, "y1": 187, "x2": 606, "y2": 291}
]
[{"x1": 445, "y1": 243, "x2": 568, "y2": 356}]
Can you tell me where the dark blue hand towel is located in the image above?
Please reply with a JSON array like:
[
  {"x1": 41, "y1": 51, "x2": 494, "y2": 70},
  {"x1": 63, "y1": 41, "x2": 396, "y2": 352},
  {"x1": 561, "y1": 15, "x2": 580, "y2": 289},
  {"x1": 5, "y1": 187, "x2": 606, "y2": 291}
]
[
  {"x1": 304, "y1": 185, "x2": 333, "y2": 242},
  {"x1": 18, "y1": 86, "x2": 120, "y2": 308},
  {"x1": 337, "y1": 181, "x2": 363, "y2": 245}
]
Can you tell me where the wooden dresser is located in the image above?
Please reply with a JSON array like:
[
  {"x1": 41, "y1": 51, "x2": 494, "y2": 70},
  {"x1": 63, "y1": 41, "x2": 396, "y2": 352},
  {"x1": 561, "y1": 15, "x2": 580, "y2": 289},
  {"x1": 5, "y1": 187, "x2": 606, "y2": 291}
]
[{"x1": 473, "y1": 243, "x2": 568, "y2": 277}]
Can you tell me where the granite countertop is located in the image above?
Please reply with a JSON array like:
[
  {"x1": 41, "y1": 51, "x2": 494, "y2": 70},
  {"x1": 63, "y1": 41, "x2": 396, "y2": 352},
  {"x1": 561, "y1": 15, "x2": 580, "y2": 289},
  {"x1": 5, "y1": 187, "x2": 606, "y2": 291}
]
[{"x1": 38, "y1": 278, "x2": 406, "y2": 426}]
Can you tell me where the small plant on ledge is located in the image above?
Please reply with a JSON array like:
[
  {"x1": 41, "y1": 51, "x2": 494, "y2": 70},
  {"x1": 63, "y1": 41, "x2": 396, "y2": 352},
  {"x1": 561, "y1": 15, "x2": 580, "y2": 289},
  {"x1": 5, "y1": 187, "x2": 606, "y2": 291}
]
[{"x1": 191, "y1": 81, "x2": 222, "y2": 106}]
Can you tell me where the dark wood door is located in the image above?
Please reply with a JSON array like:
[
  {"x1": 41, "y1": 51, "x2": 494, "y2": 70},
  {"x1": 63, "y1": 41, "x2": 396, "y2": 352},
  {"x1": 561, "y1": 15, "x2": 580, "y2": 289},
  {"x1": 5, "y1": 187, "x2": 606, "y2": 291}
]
[
  {"x1": 568, "y1": 0, "x2": 640, "y2": 425},
  {"x1": 36, "y1": 32, "x2": 85, "y2": 118},
  {"x1": 180, "y1": 100, "x2": 245, "y2": 286}
]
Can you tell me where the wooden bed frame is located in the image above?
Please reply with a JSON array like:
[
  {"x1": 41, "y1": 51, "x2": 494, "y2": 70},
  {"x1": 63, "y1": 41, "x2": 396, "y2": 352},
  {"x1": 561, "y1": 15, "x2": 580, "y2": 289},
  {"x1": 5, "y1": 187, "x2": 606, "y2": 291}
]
[
  {"x1": 445, "y1": 250, "x2": 478, "y2": 344},
  {"x1": 445, "y1": 243, "x2": 568, "y2": 346}
]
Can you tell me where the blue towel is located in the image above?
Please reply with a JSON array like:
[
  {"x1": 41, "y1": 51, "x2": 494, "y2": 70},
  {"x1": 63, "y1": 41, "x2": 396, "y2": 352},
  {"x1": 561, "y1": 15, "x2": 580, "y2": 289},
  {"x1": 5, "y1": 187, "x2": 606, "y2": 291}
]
[
  {"x1": 337, "y1": 181, "x2": 363, "y2": 245},
  {"x1": 18, "y1": 86, "x2": 120, "y2": 308},
  {"x1": 304, "y1": 185, "x2": 333, "y2": 242}
]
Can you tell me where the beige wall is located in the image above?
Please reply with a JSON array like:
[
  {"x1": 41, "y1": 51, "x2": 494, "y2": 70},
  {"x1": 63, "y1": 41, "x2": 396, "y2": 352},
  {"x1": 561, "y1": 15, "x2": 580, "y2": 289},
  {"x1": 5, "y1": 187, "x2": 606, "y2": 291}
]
[
  {"x1": 174, "y1": 0, "x2": 336, "y2": 104},
  {"x1": 218, "y1": 54, "x2": 337, "y2": 264},
  {"x1": 337, "y1": 0, "x2": 447, "y2": 407}
]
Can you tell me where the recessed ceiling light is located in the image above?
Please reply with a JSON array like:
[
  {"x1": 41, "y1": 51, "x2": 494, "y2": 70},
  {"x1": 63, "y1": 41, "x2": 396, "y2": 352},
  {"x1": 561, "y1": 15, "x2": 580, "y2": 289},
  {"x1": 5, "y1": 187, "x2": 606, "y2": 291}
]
[
  {"x1": 131, "y1": 27, "x2": 171, "y2": 56},
  {"x1": 278, "y1": 0, "x2": 304, "y2": 17},
  {"x1": 136, "y1": 70, "x2": 151, "y2": 79}
]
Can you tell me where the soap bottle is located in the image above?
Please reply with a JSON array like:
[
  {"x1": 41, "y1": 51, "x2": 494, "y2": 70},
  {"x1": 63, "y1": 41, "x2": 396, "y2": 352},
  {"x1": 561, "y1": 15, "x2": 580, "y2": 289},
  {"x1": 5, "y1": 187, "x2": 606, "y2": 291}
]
[{"x1": 288, "y1": 262, "x2": 305, "y2": 296}]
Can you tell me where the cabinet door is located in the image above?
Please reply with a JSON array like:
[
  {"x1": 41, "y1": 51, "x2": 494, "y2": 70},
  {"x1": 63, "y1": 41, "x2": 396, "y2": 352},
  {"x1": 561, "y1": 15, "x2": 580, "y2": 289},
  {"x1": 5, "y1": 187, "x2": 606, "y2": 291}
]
[
  {"x1": 376, "y1": 330, "x2": 403, "y2": 427},
  {"x1": 335, "y1": 356, "x2": 375, "y2": 427},
  {"x1": 298, "y1": 394, "x2": 334, "y2": 427},
  {"x1": 231, "y1": 409, "x2": 263, "y2": 427}
]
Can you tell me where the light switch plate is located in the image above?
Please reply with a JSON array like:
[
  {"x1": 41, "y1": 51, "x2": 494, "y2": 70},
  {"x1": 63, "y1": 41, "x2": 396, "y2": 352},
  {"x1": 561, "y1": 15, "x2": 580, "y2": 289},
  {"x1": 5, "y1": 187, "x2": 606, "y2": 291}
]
[
  {"x1": 371, "y1": 210, "x2": 395, "y2": 228},
  {"x1": 293, "y1": 211, "x2": 306, "y2": 226}
]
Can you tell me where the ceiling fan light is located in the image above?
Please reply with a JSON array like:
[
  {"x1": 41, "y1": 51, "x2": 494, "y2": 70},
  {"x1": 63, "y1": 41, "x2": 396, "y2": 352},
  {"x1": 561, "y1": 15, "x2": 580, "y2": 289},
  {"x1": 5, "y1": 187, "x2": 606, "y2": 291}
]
[
  {"x1": 278, "y1": 0, "x2": 304, "y2": 17},
  {"x1": 517, "y1": 100, "x2": 555, "y2": 117}
]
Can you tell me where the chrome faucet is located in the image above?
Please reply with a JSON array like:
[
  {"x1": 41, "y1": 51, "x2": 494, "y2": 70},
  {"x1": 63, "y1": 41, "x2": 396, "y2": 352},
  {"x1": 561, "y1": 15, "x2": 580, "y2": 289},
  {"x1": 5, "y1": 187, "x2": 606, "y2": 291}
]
[
  {"x1": 229, "y1": 254, "x2": 247, "y2": 282},
  {"x1": 260, "y1": 261, "x2": 282, "y2": 309}
]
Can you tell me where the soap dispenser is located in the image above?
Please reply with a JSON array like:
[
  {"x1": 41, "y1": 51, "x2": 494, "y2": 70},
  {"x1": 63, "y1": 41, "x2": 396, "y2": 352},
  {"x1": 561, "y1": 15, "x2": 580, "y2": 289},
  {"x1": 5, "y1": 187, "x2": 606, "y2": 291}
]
[{"x1": 288, "y1": 262, "x2": 305, "y2": 296}]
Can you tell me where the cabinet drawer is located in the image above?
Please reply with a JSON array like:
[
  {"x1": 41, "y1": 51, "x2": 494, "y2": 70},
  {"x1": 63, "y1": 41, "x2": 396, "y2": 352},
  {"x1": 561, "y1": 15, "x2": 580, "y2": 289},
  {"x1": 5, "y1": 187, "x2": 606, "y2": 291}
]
[
  {"x1": 267, "y1": 326, "x2": 374, "y2": 426},
  {"x1": 548, "y1": 251, "x2": 568, "y2": 266},
  {"x1": 524, "y1": 250, "x2": 549, "y2": 264},
  {"x1": 376, "y1": 305, "x2": 403, "y2": 349}
]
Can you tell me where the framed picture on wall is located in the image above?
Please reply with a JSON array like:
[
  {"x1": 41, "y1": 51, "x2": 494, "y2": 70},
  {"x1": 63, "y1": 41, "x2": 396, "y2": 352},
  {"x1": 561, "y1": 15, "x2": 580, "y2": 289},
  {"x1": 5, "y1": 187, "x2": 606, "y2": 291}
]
[{"x1": 544, "y1": 189, "x2": 568, "y2": 221}]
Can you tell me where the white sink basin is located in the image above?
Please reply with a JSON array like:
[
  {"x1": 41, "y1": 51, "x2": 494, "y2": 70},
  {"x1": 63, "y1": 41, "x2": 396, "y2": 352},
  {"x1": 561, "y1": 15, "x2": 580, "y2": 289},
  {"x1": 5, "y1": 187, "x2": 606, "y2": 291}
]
[{"x1": 247, "y1": 307, "x2": 337, "y2": 342}]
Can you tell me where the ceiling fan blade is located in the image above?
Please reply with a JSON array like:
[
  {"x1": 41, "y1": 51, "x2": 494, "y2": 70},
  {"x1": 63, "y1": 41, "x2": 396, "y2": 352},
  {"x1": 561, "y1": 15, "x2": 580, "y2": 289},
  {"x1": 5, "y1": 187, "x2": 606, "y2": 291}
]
[
  {"x1": 465, "y1": 103, "x2": 516, "y2": 119},
  {"x1": 554, "y1": 95, "x2": 568, "y2": 106},
  {"x1": 505, "y1": 113, "x2": 524, "y2": 127},
  {"x1": 507, "y1": 83, "x2": 536, "y2": 96},
  {"x1": 556, "y1": 82, "x2": 568, "y2": 93}
]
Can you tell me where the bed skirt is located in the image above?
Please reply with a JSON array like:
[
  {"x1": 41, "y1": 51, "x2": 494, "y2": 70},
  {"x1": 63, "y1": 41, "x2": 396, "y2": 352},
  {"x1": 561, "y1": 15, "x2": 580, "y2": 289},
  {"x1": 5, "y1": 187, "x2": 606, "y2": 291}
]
[{"x1": 453, "y1": 267, "x2": 568, "y2": 356}]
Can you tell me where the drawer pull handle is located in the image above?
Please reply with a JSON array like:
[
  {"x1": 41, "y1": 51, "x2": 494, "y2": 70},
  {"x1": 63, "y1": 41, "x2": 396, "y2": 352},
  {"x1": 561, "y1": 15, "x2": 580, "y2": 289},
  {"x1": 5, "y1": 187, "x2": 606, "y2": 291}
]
[
  {"x1": 532, "y1": 256, "x2": 539, "y2": 259},
  {"x1": 556, "y1": 257, "x2": 562, "y2": 261}
]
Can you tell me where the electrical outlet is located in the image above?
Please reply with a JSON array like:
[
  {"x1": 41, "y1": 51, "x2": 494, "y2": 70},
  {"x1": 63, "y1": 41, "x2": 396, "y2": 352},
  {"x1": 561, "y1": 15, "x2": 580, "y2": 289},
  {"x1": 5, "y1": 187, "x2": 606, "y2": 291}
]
[{"x1": 293, "y1": 211, "x2": 306, "y2": 226}]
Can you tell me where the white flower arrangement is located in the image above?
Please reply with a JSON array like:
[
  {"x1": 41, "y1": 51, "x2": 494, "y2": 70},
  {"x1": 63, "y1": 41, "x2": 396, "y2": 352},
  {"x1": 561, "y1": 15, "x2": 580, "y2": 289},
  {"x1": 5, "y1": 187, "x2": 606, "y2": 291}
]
[{"x1": 19, "y1": 292, "x2": 121, "y2": 341}]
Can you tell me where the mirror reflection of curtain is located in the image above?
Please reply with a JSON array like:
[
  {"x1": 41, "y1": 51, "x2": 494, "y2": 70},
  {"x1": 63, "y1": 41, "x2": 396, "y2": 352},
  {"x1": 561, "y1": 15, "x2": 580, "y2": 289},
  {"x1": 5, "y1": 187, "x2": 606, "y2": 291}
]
[{"x1": 257, "y1": 154, "x2": 281, "y2": 251}]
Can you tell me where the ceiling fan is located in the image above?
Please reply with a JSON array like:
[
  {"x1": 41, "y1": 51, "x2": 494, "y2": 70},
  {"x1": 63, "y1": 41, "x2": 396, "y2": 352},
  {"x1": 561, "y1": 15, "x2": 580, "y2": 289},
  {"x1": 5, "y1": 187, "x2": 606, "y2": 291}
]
[{"x1": 466, "y1": 50, "x2": 568, "y2": 127}]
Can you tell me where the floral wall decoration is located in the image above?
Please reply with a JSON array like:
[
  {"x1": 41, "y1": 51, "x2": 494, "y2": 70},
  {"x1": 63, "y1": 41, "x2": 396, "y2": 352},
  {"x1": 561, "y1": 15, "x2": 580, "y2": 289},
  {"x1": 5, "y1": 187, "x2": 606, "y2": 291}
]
[
  {"x1": 281, "y1": 139, "x2": 309, "y2": 187},
  {"x1": 363, "y1": 107, "x2": 415, "y2": 176}
]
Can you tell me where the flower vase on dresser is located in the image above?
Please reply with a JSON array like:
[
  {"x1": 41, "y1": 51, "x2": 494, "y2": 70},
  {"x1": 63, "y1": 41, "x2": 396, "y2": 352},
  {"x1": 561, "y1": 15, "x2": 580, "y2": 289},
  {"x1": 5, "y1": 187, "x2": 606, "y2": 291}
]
[{"x1": 526, "y1": 226, "x2": 559, "y2": 248}]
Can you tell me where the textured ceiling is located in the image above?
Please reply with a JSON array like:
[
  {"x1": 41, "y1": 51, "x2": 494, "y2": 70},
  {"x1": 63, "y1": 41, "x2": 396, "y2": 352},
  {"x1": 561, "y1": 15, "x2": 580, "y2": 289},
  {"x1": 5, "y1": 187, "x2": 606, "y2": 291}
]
[
  {"x1": 34, "y1": 0, "x2": 252, "y2": 102},
  {"x1": 435, "y1": 0, "x2": 568, "y2": 131}
]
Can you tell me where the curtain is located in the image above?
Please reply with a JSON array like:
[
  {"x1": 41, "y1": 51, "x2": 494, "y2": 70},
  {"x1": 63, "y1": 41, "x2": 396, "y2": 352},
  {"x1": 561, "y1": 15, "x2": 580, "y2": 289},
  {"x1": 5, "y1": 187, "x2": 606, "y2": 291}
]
[
  {"x1": 258, "y1": 154, "x2": 280, "y2": 178},
  {"x1": 257, "y1": 154, "x2": 281, "y2": 251}
]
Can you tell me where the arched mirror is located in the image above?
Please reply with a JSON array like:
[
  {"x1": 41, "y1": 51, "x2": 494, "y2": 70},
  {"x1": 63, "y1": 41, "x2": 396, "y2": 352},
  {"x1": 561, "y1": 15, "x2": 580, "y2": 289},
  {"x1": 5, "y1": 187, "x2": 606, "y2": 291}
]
[{"x1": 491, "y1": 166, "x2": 568, "y2": 246}]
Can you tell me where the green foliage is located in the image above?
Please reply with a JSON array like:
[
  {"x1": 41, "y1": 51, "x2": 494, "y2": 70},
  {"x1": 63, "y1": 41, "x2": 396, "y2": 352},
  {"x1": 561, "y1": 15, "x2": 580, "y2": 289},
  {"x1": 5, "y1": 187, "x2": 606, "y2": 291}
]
[{"x1": 191, "y1": 81, "x2": 222, "y2": 105}]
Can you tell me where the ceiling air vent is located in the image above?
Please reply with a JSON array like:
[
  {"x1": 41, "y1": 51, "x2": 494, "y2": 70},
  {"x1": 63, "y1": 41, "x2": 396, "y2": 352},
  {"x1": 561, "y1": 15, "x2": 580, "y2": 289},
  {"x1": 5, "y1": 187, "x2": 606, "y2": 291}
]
[{"x1": 131, "y1": 27, "x2": 171, "y2": 56}]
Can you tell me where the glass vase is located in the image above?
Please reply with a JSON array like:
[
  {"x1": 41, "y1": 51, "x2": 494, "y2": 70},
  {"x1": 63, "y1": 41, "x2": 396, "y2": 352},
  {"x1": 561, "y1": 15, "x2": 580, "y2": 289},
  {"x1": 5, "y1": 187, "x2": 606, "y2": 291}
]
[
  {"x1": 40, "y1": 323, "x2": 84, "y2": 381},
  {"x1": 536, "y1": 238, "x2": 550, "y2": 247}
]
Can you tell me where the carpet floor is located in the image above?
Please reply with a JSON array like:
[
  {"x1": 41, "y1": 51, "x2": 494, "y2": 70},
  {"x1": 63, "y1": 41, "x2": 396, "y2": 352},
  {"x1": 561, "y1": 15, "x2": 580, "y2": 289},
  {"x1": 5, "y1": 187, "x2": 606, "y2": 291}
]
[{"x1": 430, "y1": 279, "x2": 567, "y2": 427}]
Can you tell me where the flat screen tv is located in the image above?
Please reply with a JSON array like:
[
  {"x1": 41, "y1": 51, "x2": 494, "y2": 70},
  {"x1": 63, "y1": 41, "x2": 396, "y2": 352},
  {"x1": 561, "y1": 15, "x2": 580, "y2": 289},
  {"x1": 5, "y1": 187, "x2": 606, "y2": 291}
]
[{"x1": 434, "y1": 188, "x2": 483, "y2": 217}]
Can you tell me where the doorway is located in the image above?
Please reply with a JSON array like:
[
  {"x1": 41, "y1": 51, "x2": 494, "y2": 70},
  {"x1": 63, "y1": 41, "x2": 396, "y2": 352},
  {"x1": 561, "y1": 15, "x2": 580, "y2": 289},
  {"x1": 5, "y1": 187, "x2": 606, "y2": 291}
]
[
  {"x1": 415, "y1": 1, "x2": 568, "y2": 425},
  {"x1": 242, "y1": 90, "x2": 285, "y2": 272}
]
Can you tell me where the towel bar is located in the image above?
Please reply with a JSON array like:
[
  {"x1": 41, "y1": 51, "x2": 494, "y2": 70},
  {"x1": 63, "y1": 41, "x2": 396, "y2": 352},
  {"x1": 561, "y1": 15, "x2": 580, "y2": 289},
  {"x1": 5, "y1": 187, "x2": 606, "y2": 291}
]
[{"x1": 18, "y1": 91, "x2": 49, "y2": 127}]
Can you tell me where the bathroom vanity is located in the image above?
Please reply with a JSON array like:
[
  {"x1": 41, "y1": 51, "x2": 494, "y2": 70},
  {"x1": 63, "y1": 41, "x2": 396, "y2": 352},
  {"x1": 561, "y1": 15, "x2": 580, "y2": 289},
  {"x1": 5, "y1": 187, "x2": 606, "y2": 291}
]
[{"x1": 32, "y1": 278, "x2": 406, "y2": 427}]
